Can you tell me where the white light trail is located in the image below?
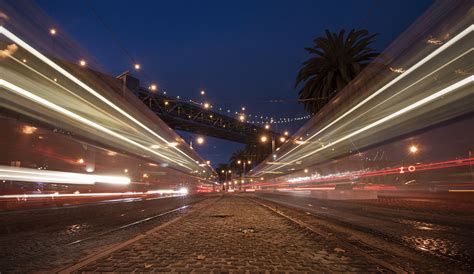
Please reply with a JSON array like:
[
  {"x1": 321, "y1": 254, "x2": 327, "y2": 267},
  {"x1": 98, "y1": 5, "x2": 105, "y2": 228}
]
[
  {"x1": 0, "y1": 26, "x2": 202, "y2": 170},
  {"x1": 0, "y1": 165, "x2": 130, "y2": 185},
  {"x1": 0, "y1": 189, "x2": 188, "y2": 199},
  {"x1": 255, "y1": 24, "x2": 474, "y2": 176},
  {"x1": 0, "y1": 79, "x2": 193, "y2": 171},
  {"x1": 7, "y1": 56, "x2": 192, "y2": 168},
  {"x1": 267, "y1": 76, "x2": 473, "y2": 170},
  {"x1": 268, "y1": 25, "x2": 474, "y2": 168}
]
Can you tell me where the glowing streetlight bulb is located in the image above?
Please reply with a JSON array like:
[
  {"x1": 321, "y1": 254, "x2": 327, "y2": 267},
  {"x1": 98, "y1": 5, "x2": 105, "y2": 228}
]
[
  {"x1": 247, "y1": 160, "x2": 251, "y2": 164},
  {"x1": 228, "y1": 170, "x2": 232, "y2": 174},
  {"x1": 304, "y1": 168, "x2": 308, "y2": 173},
  {"x1": 409, "y1": 145, "x2": 418, "y2": 154},
  {"x1": 164, "y1": 101, "x2": 169, "y2": 105},
  {"x1": 284, "y1": 131, "x2": 289, "y2": 136},
  {"x1": 49, "y1": 28, "x2": 57, "y2": 35},
  {"x1": 134, "y1": 63, "x2": 141, "y2": 70},
  {"x1": 124, "y1": 168, "x2": 128, "y2": 173},
  {"x1": 265, "y1": 124, "x2": 270, "y2": 129},
  {"x1": 241, "y1": 107, "x2": 246, "y2": 111},
  {"x1": 196, "y1": 137, "x2": 205, "y2": 144},
  {"x1": 149, "y1": 84, "x2": 157, "y2": 91},
  {"x1": 221, "y1": 170, "x2": 224, "y2": 173},
  {"x1": 203, "y1": 103, "x2": 210, "y2": 109},
  {"x1": 260, "y1": 136, "x2": 268, "y2": 143},
  {"x1": 200, "y1": 90, "x2": 206, "y2": 95},
  {"x1": 206, "y1": 160, "x2": 211, "y2": 165},
  {"x1": 279, "y1": 137, "x2": 286, "y2": 142},
  {"x1": 79, "y1": 59, "x2": 86, "y2": 67},
  {"x1": 239, "y1": 115, "x2": 245, "y2": 122},
  {"x1": 237, "y1": 160, "x2": 241, "y2": 164}
]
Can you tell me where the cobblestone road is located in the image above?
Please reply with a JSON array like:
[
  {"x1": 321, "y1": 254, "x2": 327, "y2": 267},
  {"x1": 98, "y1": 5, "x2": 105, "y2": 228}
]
[{"x1": 76, "y1": 196, "x2": 383, "y2": 272}]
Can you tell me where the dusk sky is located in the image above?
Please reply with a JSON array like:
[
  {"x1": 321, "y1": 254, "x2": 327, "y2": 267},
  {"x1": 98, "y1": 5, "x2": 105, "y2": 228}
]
[{"x1": 37, "y1": 0, "x2": 433, "y2": 166}]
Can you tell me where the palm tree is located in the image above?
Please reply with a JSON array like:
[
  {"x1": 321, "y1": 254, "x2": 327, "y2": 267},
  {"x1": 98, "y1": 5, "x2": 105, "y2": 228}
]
[{"x1": 296, "y1": 29, "x2": 379, "y2": 114}]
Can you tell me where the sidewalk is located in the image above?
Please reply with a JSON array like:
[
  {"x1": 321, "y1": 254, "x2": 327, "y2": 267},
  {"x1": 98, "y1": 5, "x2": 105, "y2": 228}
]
[{"x1": 74, "y1": 195, "x2": 378, "y2": 272}]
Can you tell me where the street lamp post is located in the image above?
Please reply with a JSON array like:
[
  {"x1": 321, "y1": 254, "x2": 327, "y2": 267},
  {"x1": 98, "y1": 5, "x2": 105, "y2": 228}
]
[
  {"x1": 237, "y1": 160, "x2": 251, "y2": 190},
  {"x1": 221, "y1": 169, "x2": 232, "y2": 191}
]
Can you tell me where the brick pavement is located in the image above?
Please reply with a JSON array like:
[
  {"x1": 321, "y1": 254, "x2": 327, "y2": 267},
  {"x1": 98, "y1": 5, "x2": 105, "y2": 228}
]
[{"x1": 76, "y1": 196, "x2": 382, "y2": 272}]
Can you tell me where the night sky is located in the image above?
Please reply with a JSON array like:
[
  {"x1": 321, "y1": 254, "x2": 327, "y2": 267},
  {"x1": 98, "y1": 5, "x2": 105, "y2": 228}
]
[{"x1": 37, "y1": 0, "x2": 433, "y2": 167}]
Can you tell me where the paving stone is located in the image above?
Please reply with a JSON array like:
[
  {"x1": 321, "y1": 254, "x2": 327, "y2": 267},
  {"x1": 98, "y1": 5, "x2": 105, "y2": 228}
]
[{"x1": 77, "y1": 196, "x2": 385, "y2": 272}]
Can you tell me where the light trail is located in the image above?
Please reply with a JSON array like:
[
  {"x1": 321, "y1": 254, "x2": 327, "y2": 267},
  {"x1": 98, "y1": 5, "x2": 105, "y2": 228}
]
[
  {"x1": 7, "y1": 55, "x2": 192, "y2": 168},
  {"x1": 256, "y1": 76, "x2": 473, "y2": 176},
  {"x1": 0, "y1": 79, "x2": 194, "y2": 171},
  {"x1": 249, "y1": 157, "x2": 474, "y2": 188},
  {"x1": 0, "y1": 165, "x2": 130, "y2": 185},
  {"x1": 0, "y1": 189, "x2": 188, "y2": 199},
  {"x1": 255, "y1": 24, "x2": 474, "y2": 176},
  {"x1": 0, "y1": 26, "x2": 206, "y2": 172}
]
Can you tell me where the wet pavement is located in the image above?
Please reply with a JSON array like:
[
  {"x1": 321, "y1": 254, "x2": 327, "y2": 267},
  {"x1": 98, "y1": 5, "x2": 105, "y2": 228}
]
[
  {"x1": 257, "y1": 193, "x2": 474, "y2": 271},
  {"x1": 0, "y1": 194, "x2": 208, "y2": 272}
]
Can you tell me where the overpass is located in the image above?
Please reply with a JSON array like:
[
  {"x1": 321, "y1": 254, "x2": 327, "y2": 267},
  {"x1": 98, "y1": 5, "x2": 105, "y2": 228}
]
[{"x1": 117, "y1": 73, "x2": 280, "y2": 144}]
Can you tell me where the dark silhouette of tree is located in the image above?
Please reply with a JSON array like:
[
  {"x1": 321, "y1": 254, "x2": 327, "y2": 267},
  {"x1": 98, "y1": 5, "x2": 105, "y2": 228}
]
[
  {"x1": 227, "y1": 141, "x2": 272, "y2": 176},
  {"x1": 229, "y1": 149, "x2": 247, "y2": 175},
  {"x1": 216, "y1": 163, "x2": 231, "y2": 182},
  {"x1": 296, "y1": 29, "x2": 379, "y2": 114}
]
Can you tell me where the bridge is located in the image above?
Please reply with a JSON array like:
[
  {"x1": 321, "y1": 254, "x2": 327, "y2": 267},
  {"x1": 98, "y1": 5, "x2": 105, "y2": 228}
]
[{"x1": 116, "y1": 73, "x2": 280, "y2": 144}]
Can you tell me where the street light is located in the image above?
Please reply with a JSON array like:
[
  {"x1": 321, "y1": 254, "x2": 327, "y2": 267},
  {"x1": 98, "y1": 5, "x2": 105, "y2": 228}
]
[
  {"x1": 279, "y1": 137, "x2": 286, "y2": 142},
  {"x1": 284, "y1": 131, "x2": 289, "y2": 136},
  {"x1": 265, "y1": 124, "x2": 270, "y2": 129},
  {"x1": 149, "y1": 84, "x2": 157, "y2": 91},
  {"x1": 237, "y1": 160, "x2": 252, "y2": 190},
  {"x1": 203, "y1": 102, "x2": 210, "y2": 109},
  {"x1": 190, "y1": 136, "x2": 205, "y2": 149},
  {"x1": 79, "y1": 59, "x2": 86, "y2": 67},
  {"x1": 49, "y1": 28, "x2": 57, "y2": 35},
  {"x1": 239, "y1": 115, "x2": 245, "y2": 122},
  {"x1": 222, "y1": 169, "x2": 232, "y2": 187},
  {"x1": 409, "y1": 145, "x2": 418, "y2": 154},
  {"x1": 200, "y1": 90, "x2": 206, "y2": 95},
  {"x1": 260, "y1": 135, "x2": 268, "y2": 143}
]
